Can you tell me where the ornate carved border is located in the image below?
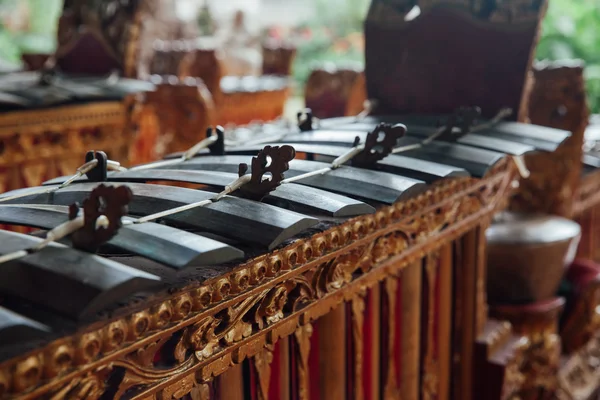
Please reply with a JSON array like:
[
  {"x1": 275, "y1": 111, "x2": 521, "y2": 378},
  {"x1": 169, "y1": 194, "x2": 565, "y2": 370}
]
[
  {"x1": 0, "y1": 102, "x2": 126, "y2": 135},
  {"x1": 0, "y1": 160, "x2": 516, "y2": 399}
]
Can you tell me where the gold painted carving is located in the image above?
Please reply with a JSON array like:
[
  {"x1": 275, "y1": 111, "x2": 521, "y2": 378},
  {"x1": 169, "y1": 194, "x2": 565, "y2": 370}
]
[
  {"x1": 351, "y1": 295, "x2": 366, "y2": 400},
  {"x1": 294, "y1": 324, "x2": 313, "y2": 400},
  {"x1": 559, "y1": 333, "x2": 600, "y2": 400},
  {"x1": 561, "y1": 284, "x2": 600, "y2": 354},
  {"x1": 422, "y1": 253, "x2": 440, "y2": 400},
  {"x1": 48, "y1": 368, "x2": 111, "y2": 400},
  {"x1": 383, "y1": 278, "x2": 399, "y2": 399},
  {"x1": 254, "y1": 345, "x2": 275, "y2": 400},
  {"x1": 0, "y1": 159, "x2": 516, "y2": 399}
]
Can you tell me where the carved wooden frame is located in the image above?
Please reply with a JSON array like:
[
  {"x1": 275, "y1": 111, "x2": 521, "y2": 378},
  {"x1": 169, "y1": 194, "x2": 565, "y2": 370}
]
[
  {"x1": 0, "y1": 159, "x2": 516, "y2": 399},
  {"x1": 0, "y1": 101, "x2": 132, "y2": 198}
]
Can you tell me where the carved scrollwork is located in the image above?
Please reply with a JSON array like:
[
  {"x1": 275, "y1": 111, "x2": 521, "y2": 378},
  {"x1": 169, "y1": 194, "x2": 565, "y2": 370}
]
[
  {"x1": 352, "y1": 123, "x2": 406, "y2": 167},
  {"x1": 439, "y1": 106, "x2": 482, "y2": 141},
  {"x1": 0, "y1": 162, "x2": 515, "y2": 398},
  {"x1": 69, "y1": 184, "x2": 133, "y2": 252},
  {"x1": 295, "y1": 324, "x2": 313, "y2": 400},
  {"x1": 238, "y1": 145, "x2": 296, "y2": 201},
  {"x1": 48, "y1": 368, "x2": 111, "y2": 400},
  {"x1": 254, "y1": 345, "x2": 275, "y2": 400}
]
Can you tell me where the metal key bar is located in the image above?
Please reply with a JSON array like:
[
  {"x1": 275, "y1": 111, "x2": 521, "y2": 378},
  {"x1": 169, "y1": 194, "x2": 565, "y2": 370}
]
[
  {"x1": 273, "y1": 131, "x2": 508, "y2": 177},
  {"x1": 45, "y1": 169, "x2": 375, "y2": 217},
  {"x1": 114, "y1": 156, "x2": 429, "y2": 205},
  {"x1": 0, "y1": 205, "x2": 244, "y2": 268},
  {"x1": 0, "y1": 230, "x2": 160, "y2": 320},
  {"x1": 0, "y1": 306, "x2": 51, "y2": 345},
  {"x1": 0, "y1": 183, "x2": 318, "y2": 250},
  {"x1": 339, "y1": 115, "x2": 568, "y2": 152},
  {"x1": 213, "y1": 144, "x2": 470, "y2": 183}
]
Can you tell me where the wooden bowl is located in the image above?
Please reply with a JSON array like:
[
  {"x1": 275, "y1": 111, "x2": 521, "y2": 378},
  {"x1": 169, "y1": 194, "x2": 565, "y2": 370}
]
[{"x1": 486, "y1": 212, "x2": 581, "y2": 304}]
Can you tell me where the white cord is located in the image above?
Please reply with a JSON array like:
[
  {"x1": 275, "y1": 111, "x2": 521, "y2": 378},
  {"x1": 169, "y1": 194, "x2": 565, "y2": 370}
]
[
  {"x1": 131, "y1": 134, "x2": 219, "y2": 171},
  {"x1": 123, "y1": 174, "x2": 253, "y2": 225},
  {"x1": 281, "y1": 142, "x2": 365, "y2": 184},
  {"x1": 0, "y1": 216, "x2": 85, "y2": 264}
]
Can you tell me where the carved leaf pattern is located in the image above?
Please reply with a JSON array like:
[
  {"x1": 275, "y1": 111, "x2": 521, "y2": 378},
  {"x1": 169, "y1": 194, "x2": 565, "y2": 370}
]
[
  {"x1": 6, "y1": 167, "x2": 515, "y2": 399},
  {"x1": 254, "y1": 345, "x2": 275, "y2": 400},
  {"x1": 294, "y1": 324, "x2": 313, "y2": 400},
  {"x1": 49, "y1": 368, "x2": 110, "y2": 400}
]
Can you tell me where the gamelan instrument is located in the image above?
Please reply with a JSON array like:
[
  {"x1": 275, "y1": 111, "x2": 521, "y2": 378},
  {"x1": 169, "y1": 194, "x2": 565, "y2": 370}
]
[{"x1": 0, "y1": 108, "x2": 576, "y2": 399}]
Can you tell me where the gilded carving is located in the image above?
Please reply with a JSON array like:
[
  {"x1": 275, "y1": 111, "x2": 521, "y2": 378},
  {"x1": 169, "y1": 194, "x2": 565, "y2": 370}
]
[
  {"x1": 0, "y1": 160, "x2": 516, "y2": 399},
  {"x1": 48, "y1": 368, "x2": 110, "y2": 400},
  {"x1": 190, "y1": 383, "x2": 211, "y2": 400},
  {"x1": 520, "y1": 62, "x2": 589, "y2": 218},
  {"x1": 519, "y1": 333, "x2": 561, "y2": 396},
  {"x1": 559, "y1": 333, "x2": 600, "y2": 400},
  {"x1": 0, "y1": 102, "x2": 130, "y2": 208},
  {"x1": 13, "y1": 355, "x2": 43, "y2": 393},
  {"x1": 295, "y1": 324, "x2": 313, "y2": 400},
  {"x1": 162, "y1": 373, "x2": 197, "y2": 399},
  {"x1": 561, "y1": 284, "x2": 600, "y2": 354},
  {"x1": 351, "y1": 295, "x2": 366, "y2": 400},
  {"x1": 422, "y1": 253, "x2": 440, "y2": 400},
  {"x1": 384, "y1": 278, "x2": 399, "y2": 399},
  {"x1": 254, "y1": 345, "x2": 275, "y2": 400}
]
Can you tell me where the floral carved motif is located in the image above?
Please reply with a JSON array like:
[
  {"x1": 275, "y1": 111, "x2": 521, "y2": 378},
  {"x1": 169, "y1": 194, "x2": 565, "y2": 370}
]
[
  {"x1": 0, "y1": 160, "x2": 516, "y2": 399},
  {"x1": 254, "y1": 345, "x2": 274, "y2": 400},
  {"x1": 48, "y1": 368, "x2": 111, "y2": 400},
  {"x1": 294, "y1": 324, "x2": 313, "y2": 400},
  {"x1": 559, "y1": 333, "x2": 600, "y2": 400}
]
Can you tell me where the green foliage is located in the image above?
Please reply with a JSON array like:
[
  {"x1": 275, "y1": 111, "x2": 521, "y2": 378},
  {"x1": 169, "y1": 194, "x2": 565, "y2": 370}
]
[
  {"x1": 0, "y1": 0, "x2": 62, "y2": 65},
  {"x1": 290, "y1": 0, "x2": 368, "y2": 93},
  {"x1": 312, "y1": 0, "x2": 370, "y2": 37},
  {"x1": 536, "y1": 0, "x2": 600, "y2": 112},
  {"x1": 291, "y1": 27, "x2": 364, "y2": 94}
]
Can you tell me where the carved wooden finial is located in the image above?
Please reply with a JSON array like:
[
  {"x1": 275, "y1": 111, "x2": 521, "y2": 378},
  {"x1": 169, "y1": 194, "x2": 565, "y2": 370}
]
[
  {"x1": 297, "y1": 108, "x2": 314, "y2": 132},
  {"x1": 439, "y1": 106, "x2": 481, "y2": 141},
  {"x1": 238, "y1": 145, "x2": 296, "y2": 201},
  {"x1": 208, "y1": 125, "x2": 225, "y2": 155},
  {"x1": 69, "y1": 184, "x2": 133, "y2": 252},
  {"x1": 84, "y1": 150, "x2": 108, "y2": 182},
  {"x1": 351, "y1": 123, "x2": 406, "y2": 167}
]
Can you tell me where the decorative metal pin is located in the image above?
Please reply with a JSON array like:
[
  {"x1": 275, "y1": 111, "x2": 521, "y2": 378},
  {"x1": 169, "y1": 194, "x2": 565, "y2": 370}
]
[
  {"x1": 85, "y1": 150, "x2": 109, "y2": 182},
  {"x1": 238, "y1": 145, "x2": 296, "y2": 201},
  {"x1": 352, "y1": 123, "x2": 407, "y2": 167},
  {"x1": 297, "y1": 108, "x2": 314, "y2": 132},
  {"x1": 439, "y1": 106, "x2": 482, "y2": 141},
  {"x1": 69, "y1": 184, "x2": 133, "y2": 252}
]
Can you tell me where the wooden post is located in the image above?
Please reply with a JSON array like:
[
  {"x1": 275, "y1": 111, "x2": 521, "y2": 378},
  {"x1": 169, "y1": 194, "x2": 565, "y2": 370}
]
[
  {"x1": 458, "y1": 232, "x2": 477, "y2": 400},
  {"x1": 400, "y1": 260, "x2": 422, "y2": 400},
  {"x1": 279, "y1": 338, "x2": 291, "y2": 400},
  {"x1": 438, "y1": 244, "x2": 453, "y2": 400},
  {"x1": 219, "y1": 363, "x2": 244, "y2": 400},
  {"x1": 367, "y1": 285, "x2": 381, "y2": 400},
  {"x1": 318, "y1": 304, "x2": 347, "y2": 399}
]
